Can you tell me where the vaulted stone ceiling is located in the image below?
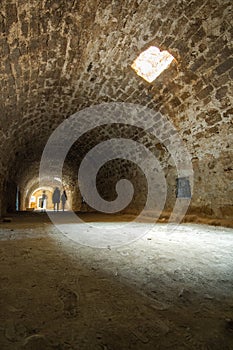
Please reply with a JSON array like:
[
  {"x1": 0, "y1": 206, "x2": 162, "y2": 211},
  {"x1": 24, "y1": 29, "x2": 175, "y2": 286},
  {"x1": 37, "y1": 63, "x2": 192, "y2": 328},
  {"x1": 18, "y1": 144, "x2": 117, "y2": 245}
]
[{"x1": 0, "y1": 0, "x2": 232, "y2": 216}]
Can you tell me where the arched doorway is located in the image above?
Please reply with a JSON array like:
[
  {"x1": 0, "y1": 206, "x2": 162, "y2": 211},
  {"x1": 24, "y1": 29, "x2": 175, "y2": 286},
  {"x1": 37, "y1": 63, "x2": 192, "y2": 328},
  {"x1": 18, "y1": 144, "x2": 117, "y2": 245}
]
[{"x1": 29, "y1": 188, "x2": 53, "y2": 211}]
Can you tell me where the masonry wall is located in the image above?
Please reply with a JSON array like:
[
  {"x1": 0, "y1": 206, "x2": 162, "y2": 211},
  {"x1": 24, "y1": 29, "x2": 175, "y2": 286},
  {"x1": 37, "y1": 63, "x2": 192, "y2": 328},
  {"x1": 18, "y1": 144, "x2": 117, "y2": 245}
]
[{"x1": 0, "y1": 0, "x2": 232, "y2": 218}]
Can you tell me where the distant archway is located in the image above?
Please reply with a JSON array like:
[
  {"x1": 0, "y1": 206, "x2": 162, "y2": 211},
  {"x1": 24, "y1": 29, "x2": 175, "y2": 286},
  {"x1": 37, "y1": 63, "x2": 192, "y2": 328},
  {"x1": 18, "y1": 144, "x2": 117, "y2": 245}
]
[
  {"x1": 29, "y1": 187, "x2": 53, "y2": 211},
  {"x1": 23, "y1": 182, "x2": 73, "y2": 212}
]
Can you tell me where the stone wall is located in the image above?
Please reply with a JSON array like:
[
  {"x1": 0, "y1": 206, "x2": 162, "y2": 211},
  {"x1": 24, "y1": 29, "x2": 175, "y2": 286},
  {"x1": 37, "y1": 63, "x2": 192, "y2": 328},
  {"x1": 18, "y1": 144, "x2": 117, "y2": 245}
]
[{"x1": 0, "y1": 0, "x2": 232, "y2": 218}]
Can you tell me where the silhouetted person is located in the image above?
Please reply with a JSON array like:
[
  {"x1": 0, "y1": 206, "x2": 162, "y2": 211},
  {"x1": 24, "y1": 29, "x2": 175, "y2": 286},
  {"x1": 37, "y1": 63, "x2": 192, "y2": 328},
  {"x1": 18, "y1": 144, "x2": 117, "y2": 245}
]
[
  {"x1": 41, "y1": 190, "x2": 47, "y2": 212},
  {"x1": 52, "y1": 187, "x2": 60, "y2": 211},
  {"x1": 61, "y1": 190, "x2": 67, "y2": 211}
]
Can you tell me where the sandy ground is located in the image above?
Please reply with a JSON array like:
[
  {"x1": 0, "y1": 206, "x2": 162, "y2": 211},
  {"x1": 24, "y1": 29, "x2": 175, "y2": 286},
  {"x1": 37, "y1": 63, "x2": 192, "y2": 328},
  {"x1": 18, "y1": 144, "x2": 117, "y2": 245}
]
[{"x1": 0, "y1": 212, "x2": 233, "y2": 349}]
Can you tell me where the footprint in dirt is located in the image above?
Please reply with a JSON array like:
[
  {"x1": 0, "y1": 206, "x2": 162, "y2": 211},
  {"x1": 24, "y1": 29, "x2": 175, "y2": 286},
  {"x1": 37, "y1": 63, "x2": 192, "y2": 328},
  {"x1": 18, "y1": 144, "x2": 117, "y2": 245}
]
[{"x1": 59, "y1": 287, "x2": 79, "y2": 318}]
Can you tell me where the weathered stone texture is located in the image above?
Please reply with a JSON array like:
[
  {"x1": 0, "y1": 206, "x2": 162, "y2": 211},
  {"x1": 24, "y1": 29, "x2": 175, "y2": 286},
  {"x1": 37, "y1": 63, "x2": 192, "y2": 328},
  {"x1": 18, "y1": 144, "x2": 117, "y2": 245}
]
[{"x1": 0, "y1": 0, "x2": 232, "y2": 218}]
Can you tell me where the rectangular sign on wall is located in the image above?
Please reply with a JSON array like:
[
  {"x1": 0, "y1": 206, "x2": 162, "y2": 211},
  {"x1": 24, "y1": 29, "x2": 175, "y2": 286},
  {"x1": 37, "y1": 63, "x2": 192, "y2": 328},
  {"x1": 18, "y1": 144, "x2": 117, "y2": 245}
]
[{"x1": 176, "y1": 177, "x2": 191, "y2": 198}]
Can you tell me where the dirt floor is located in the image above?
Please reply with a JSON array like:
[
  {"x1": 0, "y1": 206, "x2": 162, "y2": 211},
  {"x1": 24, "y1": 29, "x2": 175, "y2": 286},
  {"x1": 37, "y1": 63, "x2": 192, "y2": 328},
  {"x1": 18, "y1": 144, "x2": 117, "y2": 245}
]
[{"x1": 0, "y1": 212, "x2": 233, "y2": 349}]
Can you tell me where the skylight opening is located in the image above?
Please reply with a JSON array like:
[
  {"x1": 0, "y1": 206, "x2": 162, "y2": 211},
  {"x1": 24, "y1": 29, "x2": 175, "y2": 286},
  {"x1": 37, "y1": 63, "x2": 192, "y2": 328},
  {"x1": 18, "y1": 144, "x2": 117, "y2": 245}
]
[{"x1": 131, "y1": 46, "x2": 175, "y2": 83}]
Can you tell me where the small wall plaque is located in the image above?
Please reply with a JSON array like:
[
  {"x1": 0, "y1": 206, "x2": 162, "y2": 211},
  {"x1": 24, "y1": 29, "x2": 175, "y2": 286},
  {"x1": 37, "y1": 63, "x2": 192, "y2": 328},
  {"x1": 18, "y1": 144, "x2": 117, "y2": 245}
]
[{"x1": 176, "y1": 177, "x2": 191, "y2": 198}]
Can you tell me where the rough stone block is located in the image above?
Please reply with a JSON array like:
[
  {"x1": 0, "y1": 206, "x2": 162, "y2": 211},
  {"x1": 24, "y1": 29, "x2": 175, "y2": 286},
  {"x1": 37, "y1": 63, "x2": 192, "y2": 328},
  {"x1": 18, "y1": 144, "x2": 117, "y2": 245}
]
[
  {"x1": 215, "y1": 57, "x2": 233, "y2": 75},
  {"x1": 215, "y1": 86, "x2": 228, "y2": 100},
  {"x1": 205, "y1": 109, "x2": 222, "y2": 125},
  {"x1": 197, "y1": 85, "x2": 214, "y2": 100}
]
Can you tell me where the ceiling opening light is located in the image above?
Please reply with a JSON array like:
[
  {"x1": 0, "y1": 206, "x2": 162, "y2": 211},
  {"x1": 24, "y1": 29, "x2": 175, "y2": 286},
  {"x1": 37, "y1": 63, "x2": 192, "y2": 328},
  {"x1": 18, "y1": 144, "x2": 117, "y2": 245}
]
[{"x1": 131, "y1": 46, "x2": 175, "y2": 83}]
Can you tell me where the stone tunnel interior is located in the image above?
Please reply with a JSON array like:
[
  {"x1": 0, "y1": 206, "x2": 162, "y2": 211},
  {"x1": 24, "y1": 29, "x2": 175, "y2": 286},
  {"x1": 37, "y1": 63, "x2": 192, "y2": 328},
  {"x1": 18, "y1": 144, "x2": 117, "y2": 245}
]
[{"x1": 0, "y1": 0, "x2": 233, "y2": 349}]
